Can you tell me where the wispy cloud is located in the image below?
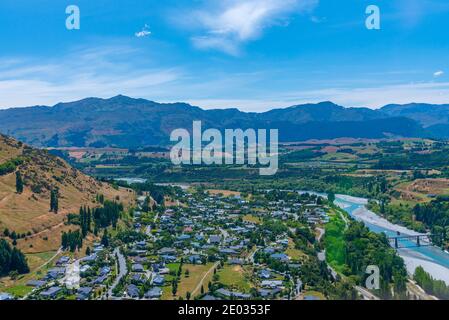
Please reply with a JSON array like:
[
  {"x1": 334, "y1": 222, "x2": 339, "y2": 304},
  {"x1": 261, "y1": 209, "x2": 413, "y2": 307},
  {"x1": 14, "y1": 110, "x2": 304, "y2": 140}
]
[
  {"x1": 186, "y1": 82, "x2": 449, "y2": 112},
  {"x1": 135, "y1": 24, "x2": 152, "y2": 38},
  {"x1": 183, "y1": 0, "x2": 318, "y2": 55},
  {"x1": 0, "y1": 45, "x2": 180, "y2": 108},
  {"x1": 434, "y1": 70, "x2": 444, "y2": 77}
]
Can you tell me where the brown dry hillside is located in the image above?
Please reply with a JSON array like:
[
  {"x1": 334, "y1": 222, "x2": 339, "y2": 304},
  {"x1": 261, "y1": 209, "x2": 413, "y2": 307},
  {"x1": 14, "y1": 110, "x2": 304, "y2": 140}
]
[{"x1": 0, "y1": 134, "x2": 134, "y2": 253}]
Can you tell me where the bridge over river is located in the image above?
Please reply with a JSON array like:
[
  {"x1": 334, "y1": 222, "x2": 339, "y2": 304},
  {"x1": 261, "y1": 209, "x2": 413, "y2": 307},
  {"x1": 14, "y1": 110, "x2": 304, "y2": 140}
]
[{"x1": 388, "y1": 234, "x2": 445, "y2": 249}]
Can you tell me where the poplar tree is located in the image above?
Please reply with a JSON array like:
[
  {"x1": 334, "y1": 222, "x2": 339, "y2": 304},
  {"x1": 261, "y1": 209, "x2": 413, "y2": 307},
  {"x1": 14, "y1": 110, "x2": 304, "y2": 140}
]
[{"x1": 15, "y1": 171, "x2": 23, "y2": 194}]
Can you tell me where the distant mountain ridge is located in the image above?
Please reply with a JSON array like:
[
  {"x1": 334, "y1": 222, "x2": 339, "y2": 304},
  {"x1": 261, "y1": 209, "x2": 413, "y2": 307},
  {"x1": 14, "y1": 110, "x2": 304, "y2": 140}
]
[{"x1": 0, "y1": 95, "x2": 447, "y2": 148}]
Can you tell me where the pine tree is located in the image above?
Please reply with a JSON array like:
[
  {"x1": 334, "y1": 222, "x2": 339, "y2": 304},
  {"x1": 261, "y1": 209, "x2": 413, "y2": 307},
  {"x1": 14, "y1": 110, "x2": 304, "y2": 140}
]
[
  {"x1": 101, "y1": 229, "x2": 109, "y2": 247},
  {"x1": 10, "y1": 247, "x2": 29, "y2": 274},
  {"x1": 0, "y1": 239, "x2": 29, "y2": 276},
  {"x1": 50, "y1": 189, "x2": 54, "y2": 212},
  {"x1": 80, "y1": 206, "x2": 87, "y2": 237},
  {"x1": 61, "y1": 232, "x2": 68, "y2": 249},
  {"x1": 172, "y1": 280, "x2": 178, "y2": 296},
  {"x1": 87, "y1": 207, "x2": 92, "y2": 232},
  {"x1": 15, "y1": 171, "x2": 23, "y2": 194},
  {"x1": 54, "y1": 188, "x2": 59, "y2": 213},
  {"x1": 50, "y1": 188, "x2": 59, "y2": 213}
]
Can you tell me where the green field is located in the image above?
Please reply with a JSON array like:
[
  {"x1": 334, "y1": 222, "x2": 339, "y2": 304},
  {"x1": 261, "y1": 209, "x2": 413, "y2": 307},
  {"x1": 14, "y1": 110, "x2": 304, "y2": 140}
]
[
  {"x1": 217, "y1": 265, "x2": 252, "y2": 293},
  {"x1": 5, "y1": 284, "x2": 33, "y2": 297},
  {"x1": 324, "y1": 210, "x2": 347, "y2": 273}
]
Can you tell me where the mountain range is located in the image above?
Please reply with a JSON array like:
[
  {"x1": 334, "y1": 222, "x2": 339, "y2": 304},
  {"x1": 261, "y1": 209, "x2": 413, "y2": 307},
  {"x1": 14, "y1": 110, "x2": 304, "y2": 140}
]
[{"x1": 0, "y1": 95, "x2": 448, "y2": 148}]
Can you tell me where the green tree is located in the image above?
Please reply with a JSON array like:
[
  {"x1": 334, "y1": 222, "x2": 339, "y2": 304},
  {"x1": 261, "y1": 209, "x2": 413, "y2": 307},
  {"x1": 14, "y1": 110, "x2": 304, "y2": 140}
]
[
  {"x1": 101, "y1": 229, "x2": 110, "y2": 247},
  {"x1": 50, "y1": 187, "x2": 59, "y2": 213},
  {"x1": 0, "y1": 239, "x2": 29, "y2": 276},
  {"x1": 15, "y1": 171, "x2": 23, "y2": 194},
  {"x1": 172, "y1": 280, "x2": 178, "y2": 296}
]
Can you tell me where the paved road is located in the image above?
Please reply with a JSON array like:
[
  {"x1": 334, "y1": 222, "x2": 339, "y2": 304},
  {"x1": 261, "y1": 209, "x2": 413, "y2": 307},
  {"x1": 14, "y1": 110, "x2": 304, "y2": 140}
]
[
  {"x1": 355, "y1": 286, "x2": 380, "y2": 300},
  {"x1": 108, "y1": 248, "x2": 127, "y2": 298}
]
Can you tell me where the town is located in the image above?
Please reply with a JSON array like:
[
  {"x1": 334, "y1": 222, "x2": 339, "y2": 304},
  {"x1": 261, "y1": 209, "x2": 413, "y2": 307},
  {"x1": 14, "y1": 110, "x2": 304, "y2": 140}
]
[{"x1": 8, "y1": 185, "x2": 339, "y2": 301}]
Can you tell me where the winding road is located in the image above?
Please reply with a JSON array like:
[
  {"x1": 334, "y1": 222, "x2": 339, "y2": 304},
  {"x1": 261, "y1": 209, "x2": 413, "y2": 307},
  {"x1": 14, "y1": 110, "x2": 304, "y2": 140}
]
[{"x1": 108, "y1": 247, "x2": 127, "y2": 298}]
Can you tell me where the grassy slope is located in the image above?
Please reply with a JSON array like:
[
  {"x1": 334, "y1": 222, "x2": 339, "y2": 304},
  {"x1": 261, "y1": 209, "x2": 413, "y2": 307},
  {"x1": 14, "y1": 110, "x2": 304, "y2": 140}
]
[{"x1": 0, "y1": 135, "x2": 135, "y2": 253}]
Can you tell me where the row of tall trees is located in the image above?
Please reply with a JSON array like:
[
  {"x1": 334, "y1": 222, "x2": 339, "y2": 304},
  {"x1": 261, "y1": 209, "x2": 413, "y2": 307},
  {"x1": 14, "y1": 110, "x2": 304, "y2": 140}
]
[
  {"x1": 50, "y1": 188, "x2": 59, "y2": 213},
  {"x1": 92, "y1": 201, "x2": 123, "y2": 229},
  {"x1": 0, "y1": 239, "x2": 29, "y2": 276},
  {"x1": 61, "y1": 230, "x2": 83, "y2": 252},
  {"x1": 79, "y1": 206, "x2": 92, "y2": 237},
  {"x1": 414, "y1": 266, "x2": 449, "y2": 299},
  {"x1": 15, "y1": 171, "x2": 23, "y2": 194},
  {"x1": 61, "y1": 201, "x2": 123, "y2": 251}
]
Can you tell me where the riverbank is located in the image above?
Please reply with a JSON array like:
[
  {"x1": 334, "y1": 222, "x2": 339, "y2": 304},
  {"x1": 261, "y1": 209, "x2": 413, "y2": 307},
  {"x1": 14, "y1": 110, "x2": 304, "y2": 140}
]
[
  {"x1": 401, "y1": 250, "x2": 449, "y2": 285},
  {"x1": 351, "y1": 206, "x2": 421, "y2": 237},
  {"x1": 334, "y1": 194, "x2": 449, "y2": 285}
]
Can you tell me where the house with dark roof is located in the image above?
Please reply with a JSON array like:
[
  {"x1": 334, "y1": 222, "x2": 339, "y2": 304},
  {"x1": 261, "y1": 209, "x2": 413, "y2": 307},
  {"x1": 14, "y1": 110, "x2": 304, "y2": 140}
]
[
  {"x1": 45, "y1": 267, "x2": 66, "y2": 280},
  {"x1": 201, "y1": 294, "x2": 221, "y2": 300},
  {"x1": 158, "y1": 247, "x2": 176, "y2": 255},
  {"x1": 127, "y1": 284, "x2": 140, "y2": 298},
  {"x1": 91, "y1": 274, "x2": 108, "y2": 285},
  {"x1": 258, "y1": 288, "x2": 282, "y2": 298},
  {"x1": 132, "y1": 263, "x2": 144, "y2": 272},
  {"x1": 188, "y1": 254, "x2": 202, "y2": 264},
  {"x1": 40, "y1": 286, "x2": 62, "y2": 299},
  {"x1": 228, "y1": 258, "x2": 244, "y2": 265},
  {"x1": 259, "y1": 269, "x2": 271, "y2": 279},
  {"x1": 208, "y1": 235, "x2": 221, "y2": 244},
  {"x1": 76, "y1": 287, "x2": 93, "y2": 300},
  {"x1": 215, "y1": 288, "x2": 251, "y2": 300},
  {"x1": 26, "y1": 280, "x2": 47, "y2": 288},
  {"x1": 144, "y1": 287, "x2": 162, "y2": 299},
  {"x1": 160, "y1": 255, "x2": 177, "y2": 262},
  {"x1": 152, "y1": 275, "x2": 165, "y2": 286},
  {"x1": 270, "y1": 253, "x2": 289, "y2": 262},
  {"x1": 131, "y1": 273, "x2": 147, "y2": 284},
  {"x1": 56, "y1": 256, "x2": 70, "y2": 266}
]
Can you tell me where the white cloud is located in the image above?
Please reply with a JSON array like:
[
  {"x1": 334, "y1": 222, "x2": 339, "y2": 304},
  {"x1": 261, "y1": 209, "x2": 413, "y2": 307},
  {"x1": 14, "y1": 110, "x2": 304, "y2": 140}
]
[
  {"x1": 184, "y1": 82, "x2": 449, "y2": 112},
  {"x1": 0, "y1": 46, "x2": 180, "y2": 108},
  {"x1": 434, "y1": 70, "x2": 444, "y2": 77},
  {"x1": 186, "y1": 0, "x2": 318, "y2": 55},
  {"x1": 135, "y1": 24, "x2": 152, "y2": 38}
]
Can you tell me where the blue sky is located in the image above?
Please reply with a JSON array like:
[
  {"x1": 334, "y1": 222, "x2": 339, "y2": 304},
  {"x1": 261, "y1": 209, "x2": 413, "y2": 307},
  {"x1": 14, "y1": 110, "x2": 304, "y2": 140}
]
[{"x1": 1, "y1": 0, "x2": 449, "y2": 111}]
